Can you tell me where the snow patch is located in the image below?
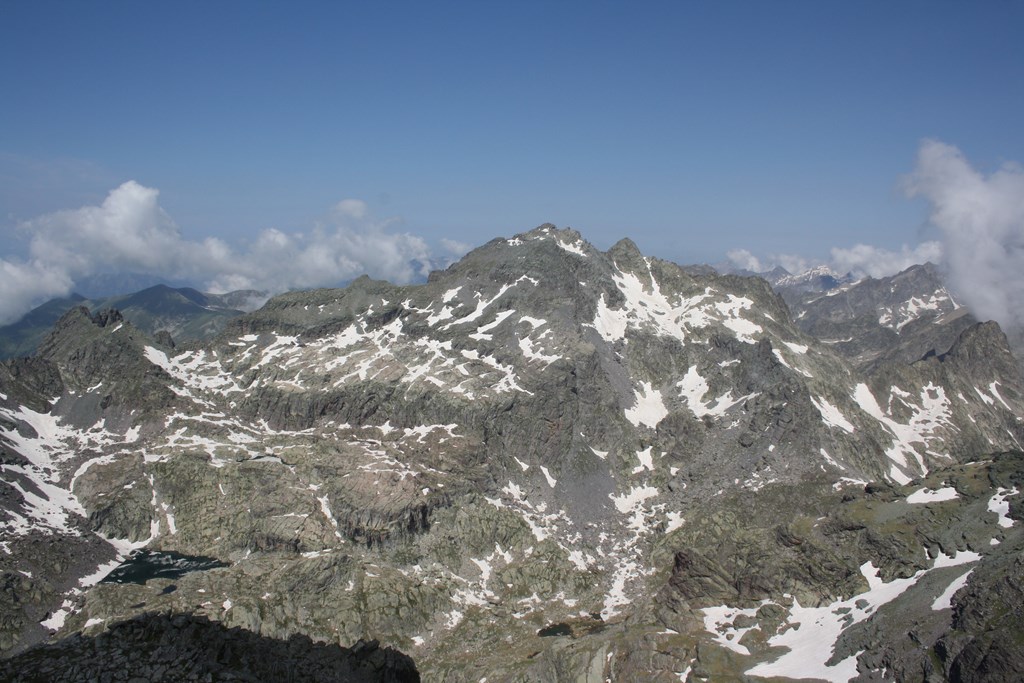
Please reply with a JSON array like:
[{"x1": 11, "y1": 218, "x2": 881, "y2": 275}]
[
  {"x1": 555, "y1": 238, "x2": 587, "y2": 257},
  {"x1": 518, "y1": 333, "x2": 561, "y2": 365},
  {"x1": 590, "y1": 265, "x2": 762, "y2": 345},
  {"x1": 678, "y1": 365, "x2": 753, "y2": 418},
  {"x1": 665, "y1": 511, "x2": 684, "y2": 533},
  {"x1": 988, "y1": 487, "x2": 1018, "y2": 528},
  {"x1": 811, "y1": 396, "x2": 855, "y2": 433},
  {"x1": 632, "y1": 447, "x2": 655, "y2": 474},
  {"x1": 906, "y1": 487, "x2": 959, "y2": 504},
  {"x1": 610, "y1": 486, "x2": 659, "y2": 517},
  {"x1": 539, "y1": 465, "x2": 557, "y2": 488},
  {"x1": 702, "y1": 604, "x2": 762, "y2": 655},
  {"x1": 932, "y1": 569, "x2": 973, "y2": 611},
  {"x1": 624, "y1": 382, "x2": 668, "y2": 429}
]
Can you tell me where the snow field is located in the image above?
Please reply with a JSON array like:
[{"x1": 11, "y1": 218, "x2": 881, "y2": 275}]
[{"x1": 702, "y1": 551, "x2": 983, "y2": 682}]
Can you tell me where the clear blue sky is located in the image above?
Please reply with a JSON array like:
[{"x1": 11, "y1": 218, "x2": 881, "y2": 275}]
[{"x1": 2, "y1": 0, "x2": 1023, "y2": 270}]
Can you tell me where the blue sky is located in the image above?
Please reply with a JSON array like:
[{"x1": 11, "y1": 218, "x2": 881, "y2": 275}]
[{"x1": 1, "y1": 1, "x2": 1023, "y2": 321}]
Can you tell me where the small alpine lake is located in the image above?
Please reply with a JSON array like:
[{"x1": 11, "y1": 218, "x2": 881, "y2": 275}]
[{"x1": 100, "y1": 550, "x2": 230, "y2": 585}]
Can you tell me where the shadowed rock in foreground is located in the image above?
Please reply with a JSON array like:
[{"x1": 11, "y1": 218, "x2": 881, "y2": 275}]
[{"x1": 0, "y1": 612, "x2": 419, "y2": 682}]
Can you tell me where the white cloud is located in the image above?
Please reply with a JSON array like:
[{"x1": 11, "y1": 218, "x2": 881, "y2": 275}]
[
  {"x1": 830, "y1": 241, "x2": 944, "y2": 279},
  {"x1": 732, "y1": 242, "x2": 940, "y2": 281},
  {"x1": 0, "y1": 259, "x2": 74, "y2": 326},
  {"x1": 0, "y1": 181, "x2": 457, "y2": 324},
  {"x1": 24, "y1": 181, "x2": 190, "y2": 277},
  {"x1": 905, "y1": 139, "x2": 1024, "y2": 329},
  {"x1": 440, "y1": 238, "x2": 472, "y2": 256},
  {"x1": 774, "y1": 253, "x2": 811, "y2": 276},
  {"x1": 727, "y1": 249, "x2": 809, "y2": 276},
  {"x1": 726, "y1": 248, "x2": 762, "y2": 272},
  {"x1": 332, "y1": 199, "x2": 368, "y2": 220}
]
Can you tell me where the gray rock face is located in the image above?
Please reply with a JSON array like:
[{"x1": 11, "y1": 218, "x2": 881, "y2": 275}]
[
  {"x1": 2, "y1": 225, "x2": 1023, "y2": 681},
  {"x1": 782, "y1": 263, "x2": 976, "y2": 373}
]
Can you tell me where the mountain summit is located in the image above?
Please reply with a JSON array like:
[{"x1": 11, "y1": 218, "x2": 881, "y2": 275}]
[{"x1": 2, "y1": 226, "x2": 1022, "y2": 681}]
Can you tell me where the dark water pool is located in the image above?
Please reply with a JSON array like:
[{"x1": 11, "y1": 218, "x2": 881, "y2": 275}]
[
  {"x1": 537, "y1": 623, "x2": 573, "y2": 637},
  {"x1": 100, "y1": 550, "x2": 229, "y2": 585}
]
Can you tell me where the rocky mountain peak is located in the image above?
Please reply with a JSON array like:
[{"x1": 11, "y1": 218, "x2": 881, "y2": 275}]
[
  {"x1": 2, "y1": 227, "x2": 1024, "y2": 681},
  {"x1": 606, "y1": 236, "x2": 645, "y2": 271},
  {"x1": 941, "y1": 319, "x2": 1016, "y2": 369},
  {"x1": 89, "y1": 308, "x2": 124, "y2": 328},
  {"x1": 50, "y1": 305, "x2": 95, "y2": 331}
]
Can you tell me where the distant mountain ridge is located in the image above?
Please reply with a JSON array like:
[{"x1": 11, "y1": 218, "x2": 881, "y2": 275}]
[
  {"x1": 717, "y1": 262, "x2": 855, "y2": 293},
  {"x1": 0, "y1": 285, "x2": 266, "y2": 360},
  {"x1": 780, "y1": 262, "x2": 974, "y2": 371},
  {"x1": 769, "y1": 264, "x2": 853, "y2": 294}
]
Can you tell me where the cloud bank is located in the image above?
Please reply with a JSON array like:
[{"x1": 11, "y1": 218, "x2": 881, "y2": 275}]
[
  {"x1": 0, "y1": 181, "x2": 467, "y2": 325},
  {"x1": 829, "y1": 241, "x2": 944, "y2": 280},
  {"x1": 729, "y1": 241, "x2": 945, "y2": 282},
  {"x1": 905, "y1": 139, "x2": 1024, "y2": 330},
  {"x1": 726, "y1": 249, "x2": 812, "y2": 276}
]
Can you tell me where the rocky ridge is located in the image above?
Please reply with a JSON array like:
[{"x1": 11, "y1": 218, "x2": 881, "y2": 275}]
[{"x1": 1, "y1": 225, "x2": 1023, "y2": 681}]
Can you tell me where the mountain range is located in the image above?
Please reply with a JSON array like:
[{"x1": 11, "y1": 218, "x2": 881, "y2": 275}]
[{"x1": 1, "y1": 225, "x2": 1021, "y2": 681}]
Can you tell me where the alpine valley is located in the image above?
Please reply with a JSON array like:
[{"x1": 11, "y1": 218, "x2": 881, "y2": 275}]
[{"x1": 1, "y1": 226, "x2": 1022, "y2": 682}]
